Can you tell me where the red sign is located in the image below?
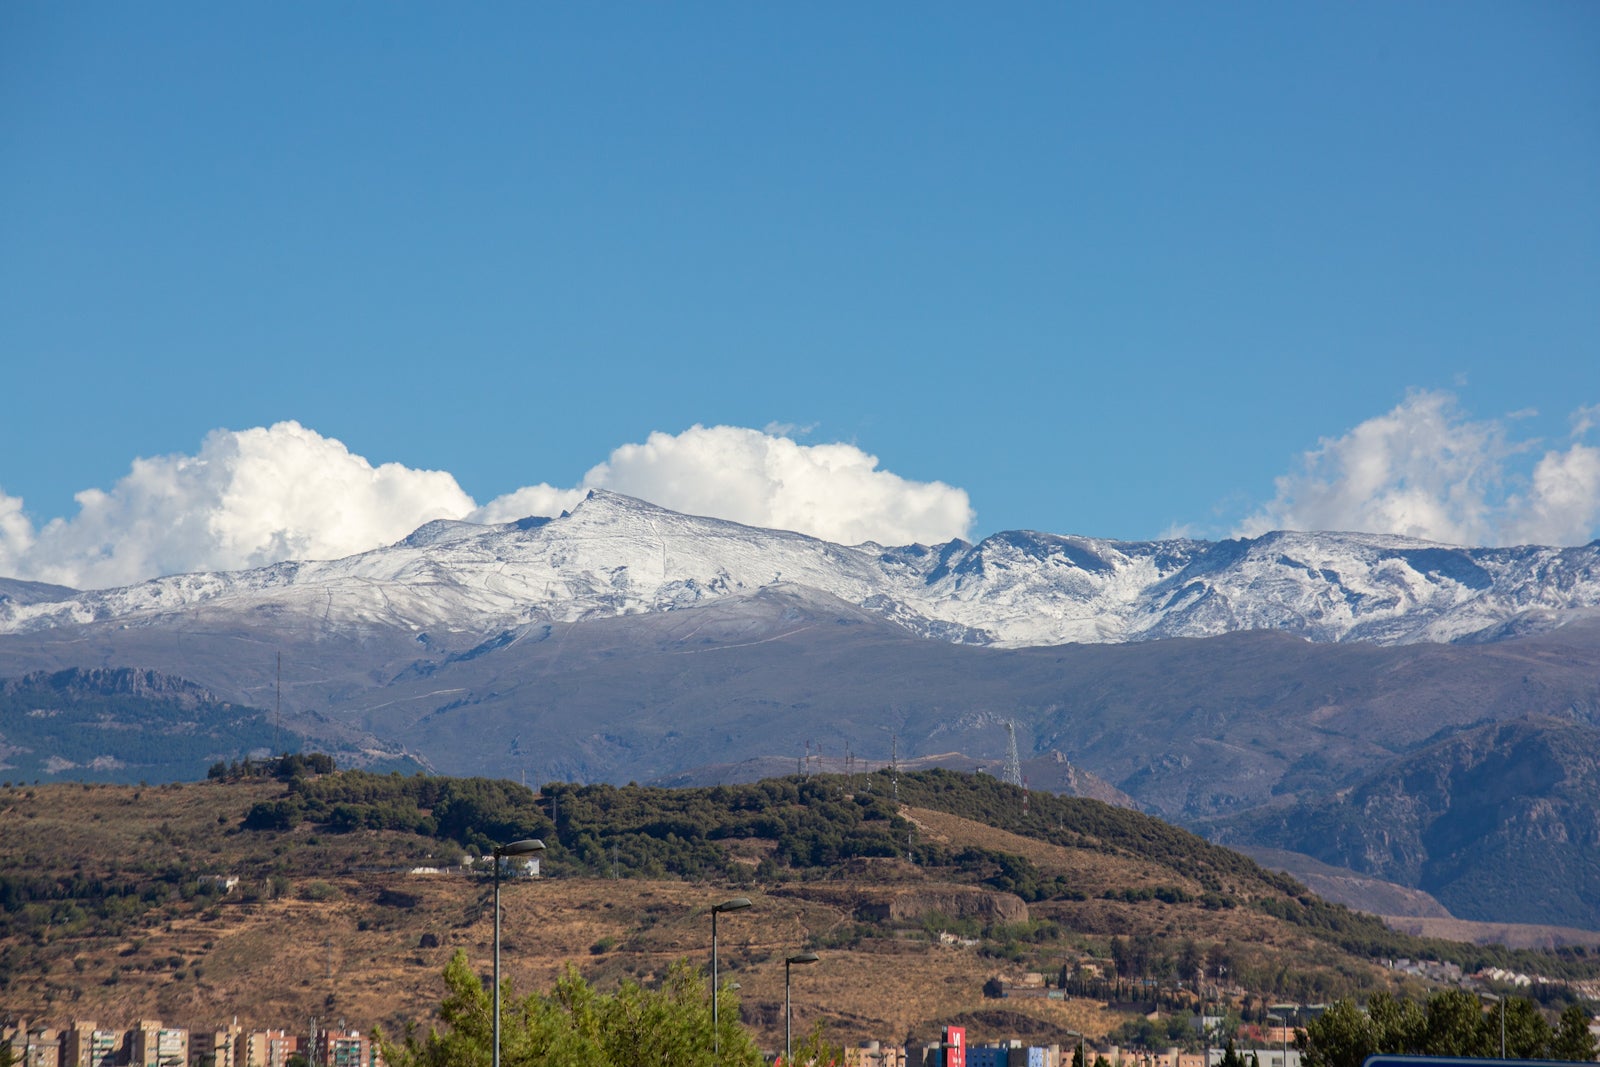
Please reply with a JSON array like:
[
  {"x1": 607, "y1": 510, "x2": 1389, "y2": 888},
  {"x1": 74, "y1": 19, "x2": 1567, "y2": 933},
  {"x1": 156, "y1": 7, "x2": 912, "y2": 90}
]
[{"x1": 943, "y1": 1026, "x2": 966, "y2": 1067}]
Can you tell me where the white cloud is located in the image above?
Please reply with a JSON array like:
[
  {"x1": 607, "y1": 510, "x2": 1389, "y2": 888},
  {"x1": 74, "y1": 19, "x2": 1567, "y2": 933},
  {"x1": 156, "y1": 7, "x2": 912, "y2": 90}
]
[
  {"x1": 0, "y1": 422, "x2": 975, "y2": 589},
  {"x1": 575, "y1": 425, "x2": 973, "y2": 547},
  {"x1": 469, "y1": 484, "x2": 588, "y2": 526},
  {"x1": 1505, "y1": 443, "x2": 1600, "y2": 547},
  {"x1": 1571, "y1": 404, "x2": 1600, "y2": 440},
  {"x1": 0, "y1": 422, "x2": 477, "y2": 590},
  {"x1": 0, "y1": 491, "x2": 36, "y2": 580},
  {"x1": 1239, "y1": 391, "x2": 1600, "y2": 547}
]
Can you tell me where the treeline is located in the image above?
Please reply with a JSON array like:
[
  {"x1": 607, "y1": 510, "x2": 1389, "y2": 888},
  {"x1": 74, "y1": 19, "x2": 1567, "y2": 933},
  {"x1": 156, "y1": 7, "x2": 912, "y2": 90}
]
[
  {"x1": 209, "y1": 752, "x2": 335, "y2": 781},
  {"x1": 236, "y1": 767, "x2": 1091, "y2": 900},
  {"x1": 243, "y1": 773, "x2": 915, "y2": 880},
  {"x1": 540, "y1": 777, "x2": 905, "y2": 880},
  {"x1": 241, "y1": 768, "x2": 552, "y2": 855},
  {"x1": 1303, "y1": 989, "x2": 1599, "y2": 1067}
]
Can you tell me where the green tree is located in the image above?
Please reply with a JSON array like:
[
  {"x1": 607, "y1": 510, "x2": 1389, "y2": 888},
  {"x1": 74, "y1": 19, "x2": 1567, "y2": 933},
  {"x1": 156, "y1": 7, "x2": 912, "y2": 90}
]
[
  {"x1": 1304, "y1": 998, "x2": 1377, "y2": 1067},
  {"x1": 786, "y1": 1021, "x2": 843, "y2": 1067},
  {"x1": 1500, "y1": 996, "x2": 1552, "y2": 1060},
  {"x1": 1423, "y1": 989, "x2": 1492, "y2": 1058},
  {"x1": 1177, "y1": 939, "x2": 1204, "y2": 983},
  {"x1": 1366, "y1": 992, "x2": 1423, "y2": 1056},
  {"x1": 1551, "y1": 1003, "x2": 1599, "y2": 1063},
  {"x1": 380, "y1": 949, "x2": 764, "y2": 1067}
]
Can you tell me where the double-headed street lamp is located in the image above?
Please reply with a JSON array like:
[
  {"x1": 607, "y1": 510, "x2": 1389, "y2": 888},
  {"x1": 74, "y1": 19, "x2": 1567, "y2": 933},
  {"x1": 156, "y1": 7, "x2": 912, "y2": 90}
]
[
  {"x1": 710, "y1": 897, "x2": 752, "y2": 1059},
  {"x1": 784, "y1": 951, "x2": 819, "y2": 1065},
  {"x1": 491, "y1": 838, "x2": 544, "y2": 1067}
]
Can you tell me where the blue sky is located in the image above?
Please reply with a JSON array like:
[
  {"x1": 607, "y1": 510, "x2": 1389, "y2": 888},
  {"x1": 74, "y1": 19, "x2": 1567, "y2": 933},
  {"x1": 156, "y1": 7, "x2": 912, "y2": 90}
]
[{"x1": 2, "y1": 4, "x2": 1598, "y2": 587}]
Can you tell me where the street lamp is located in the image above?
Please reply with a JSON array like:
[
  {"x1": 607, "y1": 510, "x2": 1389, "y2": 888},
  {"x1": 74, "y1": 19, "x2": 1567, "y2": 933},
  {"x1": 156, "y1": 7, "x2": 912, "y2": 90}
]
[
  {"x1": 710, "y1": 897, "x2": 752, "y2": 1059},
  {"x1": 1065, "y1": 1029, "x2": 1088, "y2": 1067},
  {"x1": 1267, "y1": 1015, "x2": 1289, "y2": 1067},
  {"x1": 491, "y1": 838, "x2": 544, "y2": 1067},
  {"x1": 784, "y1": 952, "x2": 819, "y2": 1065},
  {"x1": 1478, "y1": 992, "x2": 1506, "y2": 1059}
]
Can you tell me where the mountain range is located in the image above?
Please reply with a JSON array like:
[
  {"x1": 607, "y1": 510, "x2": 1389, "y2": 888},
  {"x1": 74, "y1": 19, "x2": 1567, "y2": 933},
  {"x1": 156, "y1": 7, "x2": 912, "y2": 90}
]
[
  {"x1": 4, "y1": 490, "x2": 1599, "y2": 647},
  {"x1": 2, "y1": 490, "x2": 1599, "y2": 929}
]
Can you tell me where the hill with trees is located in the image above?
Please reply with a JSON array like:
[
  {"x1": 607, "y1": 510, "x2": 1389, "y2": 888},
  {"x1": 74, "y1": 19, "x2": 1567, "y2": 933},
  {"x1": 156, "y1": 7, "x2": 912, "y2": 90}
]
[{"x1": 2, "y1": 765, "x2": 1596, "y2": 1053}]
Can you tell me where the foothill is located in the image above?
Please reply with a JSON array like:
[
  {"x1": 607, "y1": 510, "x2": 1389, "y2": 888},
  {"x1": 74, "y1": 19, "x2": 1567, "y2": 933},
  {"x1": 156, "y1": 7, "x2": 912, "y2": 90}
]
[{"x1": 2, "y1": 762, "x2": 1598, "y2": 1066}]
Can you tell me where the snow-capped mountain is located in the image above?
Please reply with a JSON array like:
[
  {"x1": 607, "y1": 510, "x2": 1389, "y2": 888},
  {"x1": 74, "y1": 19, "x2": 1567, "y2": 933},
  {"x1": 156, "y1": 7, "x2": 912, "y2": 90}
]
[{"x1": 2, "y1": 489, "x2": 1599, "y2": 647}]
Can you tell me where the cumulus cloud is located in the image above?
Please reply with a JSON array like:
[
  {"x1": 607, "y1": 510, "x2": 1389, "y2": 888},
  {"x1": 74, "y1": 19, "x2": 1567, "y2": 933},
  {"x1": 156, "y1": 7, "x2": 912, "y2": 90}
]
[
  {"x1": 575, "y1": 425, "x2": 973, "y2": 547},
  {"x1": 0, "y1": 422, "x2": 974, "y2": 589},
  {"x1": 1, "y1": 422, "x2": 477, "y2": 590},
  {"x1": 1240, "y1": 391, "x2": 1600, "y2": 547},
  {"x1": 1505, "y1": 441, "x2": 1600, "y2": 547},
  {"x1": 469, "y1": 484, "x2": 588, "y2": 525}
]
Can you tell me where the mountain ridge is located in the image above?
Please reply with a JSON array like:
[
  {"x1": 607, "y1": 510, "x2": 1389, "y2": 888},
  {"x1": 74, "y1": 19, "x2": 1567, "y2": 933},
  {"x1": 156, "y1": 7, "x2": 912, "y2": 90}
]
[
  {"x1": 4, "y1": 494, "x2": 1600, "y2": 928},
  {"x1": 3, "y1": 490, "x2": 1599, "y2": 648}
]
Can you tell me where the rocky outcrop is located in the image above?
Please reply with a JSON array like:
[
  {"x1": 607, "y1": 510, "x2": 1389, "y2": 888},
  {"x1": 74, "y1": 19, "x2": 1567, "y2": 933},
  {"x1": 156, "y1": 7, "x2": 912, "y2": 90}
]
[{"x1": 869, "y1": 887, "x2": 1028, "y2": 925}]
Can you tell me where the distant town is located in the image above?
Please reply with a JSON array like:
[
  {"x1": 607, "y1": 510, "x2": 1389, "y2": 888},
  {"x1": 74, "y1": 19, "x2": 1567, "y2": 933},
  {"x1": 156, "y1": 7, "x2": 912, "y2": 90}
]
[{"x1": 3, "y1": 1014, "x2": 1317, "y2": 1067}]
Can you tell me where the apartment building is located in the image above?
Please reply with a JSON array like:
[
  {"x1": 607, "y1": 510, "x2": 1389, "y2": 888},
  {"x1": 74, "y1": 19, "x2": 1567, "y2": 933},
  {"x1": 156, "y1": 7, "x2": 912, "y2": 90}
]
[
  {"x1": 2, "y1": 1021, "x2": 61, "y2": 1067},
  {"x1": 60, "y1": 1022, "x2": 122, "y2": 1067},
  {"x1": 188, "y1": 1026, "x2": 243, "y2": 1067},
  {"x1": 129, "y1": 1022, "x2": 187, "y2": 1067},
  {"x1": 242, "y1": 1030, "x2": 298, "y2": 1067},
  {"x1": 313, "y1": 1030, "x2": 381, "y2": 1067}
]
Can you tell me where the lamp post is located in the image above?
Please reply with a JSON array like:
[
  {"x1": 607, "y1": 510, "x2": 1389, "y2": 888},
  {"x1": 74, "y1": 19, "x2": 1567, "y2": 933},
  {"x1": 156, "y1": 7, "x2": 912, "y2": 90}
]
[
  {"x1": 1065, "y1": 1029, "x2": 1087, "y2": 1067},
  {"x1": 1478, "y1": 992, "x2": 1505, "y2": 1059},
  {"x1": 1267, "y1": 1015, "x2": 1288, "y2": 1067},
  {"x1": 491, "y1": 838, "x2": 544, "y2": 1067},
  {"x1": 784, "y1": 952, "x2": 819, "y2": 1065},
  {"x1": 710, "y1": 897, "x2": 752, "y2": 1059}
]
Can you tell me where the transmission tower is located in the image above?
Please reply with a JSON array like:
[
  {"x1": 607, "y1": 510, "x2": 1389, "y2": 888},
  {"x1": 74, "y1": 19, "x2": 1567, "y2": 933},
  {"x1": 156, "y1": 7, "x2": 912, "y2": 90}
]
[{"x1": 1003, "y1": 721, "x2": 1024, "y2": 787}]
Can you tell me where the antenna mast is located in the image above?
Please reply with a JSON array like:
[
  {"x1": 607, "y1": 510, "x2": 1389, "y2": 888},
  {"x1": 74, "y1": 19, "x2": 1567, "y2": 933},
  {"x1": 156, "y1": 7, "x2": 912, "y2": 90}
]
[{"x1": 1003, "y1": 721, "x2": 1024, "y2": 787}]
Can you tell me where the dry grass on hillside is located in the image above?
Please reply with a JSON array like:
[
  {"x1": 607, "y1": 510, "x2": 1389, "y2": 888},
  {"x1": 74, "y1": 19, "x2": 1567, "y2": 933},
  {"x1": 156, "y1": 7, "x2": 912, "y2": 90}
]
[{"x1": 1, "y1": 781, "x2": 1390, "y2": 1052}]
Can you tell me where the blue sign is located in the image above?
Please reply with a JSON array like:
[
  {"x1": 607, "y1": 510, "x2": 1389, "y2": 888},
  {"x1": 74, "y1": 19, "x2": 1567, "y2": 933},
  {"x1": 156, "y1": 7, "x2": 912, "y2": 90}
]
[{"x1": 1365, "y1": 1057, "x2": 1595, "y2": 1067}]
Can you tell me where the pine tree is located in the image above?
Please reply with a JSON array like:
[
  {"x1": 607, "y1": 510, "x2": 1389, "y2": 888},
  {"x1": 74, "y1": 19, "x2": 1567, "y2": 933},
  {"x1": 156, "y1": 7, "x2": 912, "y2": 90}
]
[{"x1": 1551, "y1": 1003, "x2": 1599, "y2": 1063}]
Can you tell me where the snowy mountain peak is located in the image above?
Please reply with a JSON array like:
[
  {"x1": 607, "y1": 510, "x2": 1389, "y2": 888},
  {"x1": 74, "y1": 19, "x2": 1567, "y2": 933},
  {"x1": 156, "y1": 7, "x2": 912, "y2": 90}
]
[{"x1": 1, "y1": 497, "x2": 1598, "y2": 648}]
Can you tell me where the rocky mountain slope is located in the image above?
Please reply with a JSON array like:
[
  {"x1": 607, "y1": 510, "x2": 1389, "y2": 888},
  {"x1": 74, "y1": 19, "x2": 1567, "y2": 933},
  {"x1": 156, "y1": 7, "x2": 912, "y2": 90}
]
[{"x1": 1206, "y1": 715, "x2": 1600, "y2": 929}]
